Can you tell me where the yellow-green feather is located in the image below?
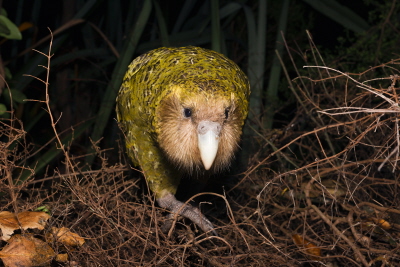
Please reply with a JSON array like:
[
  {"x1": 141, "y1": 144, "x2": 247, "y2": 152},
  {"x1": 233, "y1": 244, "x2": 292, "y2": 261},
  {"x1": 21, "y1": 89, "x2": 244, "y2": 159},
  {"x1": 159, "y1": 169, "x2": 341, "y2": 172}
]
[{"x1": 116, "y1": 46, "x2": 249, "y2": 198}]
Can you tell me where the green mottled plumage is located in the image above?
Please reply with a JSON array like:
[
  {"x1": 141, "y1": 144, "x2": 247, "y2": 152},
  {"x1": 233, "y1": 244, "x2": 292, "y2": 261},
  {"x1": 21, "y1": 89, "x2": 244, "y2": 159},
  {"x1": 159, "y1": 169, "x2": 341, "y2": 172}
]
[{"x1": 116, "y1": 46, "x2": 250, "y2": 202}]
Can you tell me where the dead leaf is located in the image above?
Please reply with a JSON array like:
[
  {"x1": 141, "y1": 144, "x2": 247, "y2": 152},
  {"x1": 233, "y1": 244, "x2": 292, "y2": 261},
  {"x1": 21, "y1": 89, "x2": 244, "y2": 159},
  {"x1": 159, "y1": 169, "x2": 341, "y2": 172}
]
[
  {"x1": 0, "y1": 234, "x2": 55, "y2": 267},
  {"x1": 292, "y1": 234, "x2": 321, "y2": 259},
  {"x1": 302, "y1": 179, "x2": 346, "y2": 199},
  {"x1": 0, "y1": 211, "x2": 50, "y2": 241},
  {"x1": 17, "y1": 211, "x2": 50, "y2": 231},
  {"x1": 46, "y1": 227, "x2": 85, "y2": 247},
  {"x1": 55, "y1": 253, "x2": 68, "y2": 262},
  {"x1": 376, "y1": 218, "x2": 391, "y2": 230},
  {"x1": 0, "y1": 212, "x2": 17, "y2": 242}
]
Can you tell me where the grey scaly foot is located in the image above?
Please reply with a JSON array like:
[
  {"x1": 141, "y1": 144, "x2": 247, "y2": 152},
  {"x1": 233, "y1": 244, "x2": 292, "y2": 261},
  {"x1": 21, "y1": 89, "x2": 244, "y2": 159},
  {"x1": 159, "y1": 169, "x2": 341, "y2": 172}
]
[{"x1": 157, "y1": 192, "x2": 217, "y2": 235}]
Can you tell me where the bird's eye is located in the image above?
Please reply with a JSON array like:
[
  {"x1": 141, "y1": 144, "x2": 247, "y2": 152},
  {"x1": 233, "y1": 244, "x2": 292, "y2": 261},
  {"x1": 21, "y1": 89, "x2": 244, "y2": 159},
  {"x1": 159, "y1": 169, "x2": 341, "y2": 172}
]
[
  {"x1": 184, "y1": 108, "x2": 192, "y2": 118},
  {"x1": 225, "y1": 108, "x2": 230, "y2": 119}
]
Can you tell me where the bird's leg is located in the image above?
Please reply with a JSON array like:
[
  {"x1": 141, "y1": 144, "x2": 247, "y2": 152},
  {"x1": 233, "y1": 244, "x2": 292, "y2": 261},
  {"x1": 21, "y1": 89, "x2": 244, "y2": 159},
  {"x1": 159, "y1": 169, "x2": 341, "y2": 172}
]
[{"x1": 157, "y1": 192, "x2": 217, "y2": 235}]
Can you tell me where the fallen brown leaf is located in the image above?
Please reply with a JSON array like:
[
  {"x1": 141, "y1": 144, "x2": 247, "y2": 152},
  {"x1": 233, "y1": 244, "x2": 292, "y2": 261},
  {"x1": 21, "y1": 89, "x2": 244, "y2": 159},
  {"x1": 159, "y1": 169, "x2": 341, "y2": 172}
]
[
  {"x1": 292, "y1": 234, "x2": 321, "y2": 260},
  {"x1": 55, "y1": 253, "x2": 68, "y2": 263},
  {"x1": 0, "y1": 211, "x2": 50, "y2": 241},
  {"x1": 47, "y1": 227, "x2": 85, "y2": 247},
  {"x1": 0, "y1": 234, "x2": 55, "y2": 267}
]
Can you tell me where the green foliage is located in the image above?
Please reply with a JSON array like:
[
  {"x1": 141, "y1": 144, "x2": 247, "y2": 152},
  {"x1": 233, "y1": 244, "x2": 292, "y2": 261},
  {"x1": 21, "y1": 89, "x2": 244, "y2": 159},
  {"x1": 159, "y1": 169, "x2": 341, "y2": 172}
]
[
  {"x1": 87, "y1": 0, "x2": 153, "y2": 166},
  {"x1": 0, "y1": 103, "x2": 6, "y2": 115},
  {"x1": 327, "y1": 1, "x2": 400, "y2": 73},
  {"x1": 302, "y1": 0, "x2": 369, "y2": 33},
  {"x1": 0, "y1": 8, "x2": 21, "y2": 40},
  {"x1": 2, "y1": 89, "x2": 26, "y2": 104},
  {"x1": 0, "y1": 8, "x2": 22, "y2": 119}
]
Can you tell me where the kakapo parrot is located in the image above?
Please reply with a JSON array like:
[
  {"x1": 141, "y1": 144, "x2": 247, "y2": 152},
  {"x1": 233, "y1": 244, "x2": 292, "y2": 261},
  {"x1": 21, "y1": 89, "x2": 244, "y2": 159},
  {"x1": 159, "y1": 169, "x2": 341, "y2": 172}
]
[{"x1": 116, "y1": 46, "x2": 250, "y2": 234}]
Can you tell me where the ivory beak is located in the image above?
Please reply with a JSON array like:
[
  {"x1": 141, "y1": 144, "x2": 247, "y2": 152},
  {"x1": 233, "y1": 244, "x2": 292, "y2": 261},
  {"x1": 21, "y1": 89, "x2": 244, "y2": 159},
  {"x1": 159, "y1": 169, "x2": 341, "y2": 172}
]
[{"x1": 197, "y1": 121, "x2": 221, "y2": 170}]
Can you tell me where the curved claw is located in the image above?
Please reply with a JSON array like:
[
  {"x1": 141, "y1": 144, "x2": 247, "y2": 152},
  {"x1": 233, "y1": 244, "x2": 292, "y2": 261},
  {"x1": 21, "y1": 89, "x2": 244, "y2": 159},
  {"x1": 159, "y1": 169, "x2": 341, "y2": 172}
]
[{"x1": 157, "y1": 193, "x2": 217, "y2": 235}]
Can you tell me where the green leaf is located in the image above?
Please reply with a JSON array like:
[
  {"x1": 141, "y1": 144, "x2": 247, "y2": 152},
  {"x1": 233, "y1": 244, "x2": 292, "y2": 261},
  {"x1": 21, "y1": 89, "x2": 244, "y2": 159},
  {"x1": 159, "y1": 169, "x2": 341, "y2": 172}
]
[
  {"x1": 153, "y1": 0, "x2": 170, "y2": 46},
  {"x1": 219, "y1": 2, "x2": 241, "y2": 18},
  {"x1": 264, "y1": 0, "x2": 289, "y2": 129},
  {"x1": 10, "y1": 89, "x2": 27, "y2": 103},
  {"x1": 172, "y1": 0, "x2": 197, "y2": 34},
  {"x1": 303, "y1": 0, "x2": 369, "y2": 33},
  {"x1": 0, "y1": 15, "x2": 22, "y2": 40},
  {"x1": 35, "y1": 205, "x2": 50, "y2": 214},
  {"x1": 0, "y1": 8, "x2": 7, "y2": 17},
  {"x1": 0, "y1": 103, "x2": 6, "y2": 115},
  {"x1": 211, "y1": 0, "x2": 221, "y2": 53},
  {"x1": 3, "y1": 89, "x2": 27, "y2": 104},
  {"x1": 4, "y1": 67, "x2": 12, "y2": 79}
]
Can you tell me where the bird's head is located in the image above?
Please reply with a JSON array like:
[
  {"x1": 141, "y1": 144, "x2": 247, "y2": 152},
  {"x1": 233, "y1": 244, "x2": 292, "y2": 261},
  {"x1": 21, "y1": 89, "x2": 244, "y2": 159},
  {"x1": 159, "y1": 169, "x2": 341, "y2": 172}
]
[{"x1": 156, "y1": 79, "x2": 248, "y2": 173}]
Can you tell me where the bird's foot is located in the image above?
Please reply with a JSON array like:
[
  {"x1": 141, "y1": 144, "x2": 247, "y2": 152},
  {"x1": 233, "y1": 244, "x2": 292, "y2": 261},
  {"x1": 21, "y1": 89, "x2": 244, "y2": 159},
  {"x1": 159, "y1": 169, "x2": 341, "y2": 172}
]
[{"x1": 157, "y1": 193, "x2": 217, "y2": 235}]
